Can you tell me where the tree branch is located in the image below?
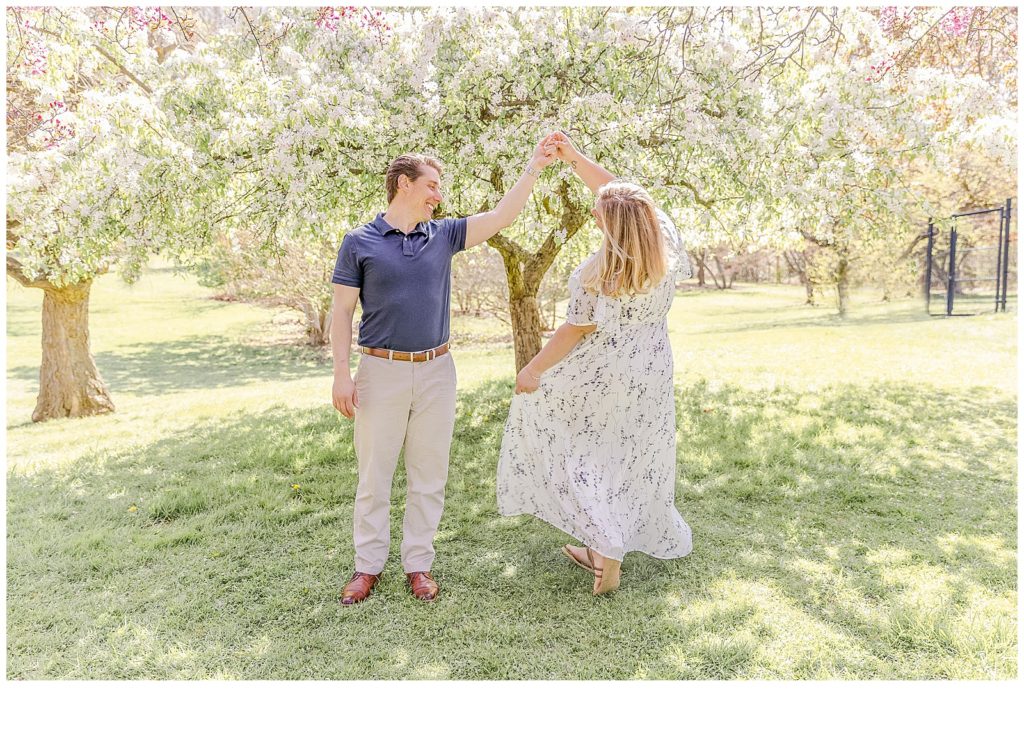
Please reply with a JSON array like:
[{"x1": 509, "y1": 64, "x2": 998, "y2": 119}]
[
  {"x1": 664, "y1": 176, "x2": 716, "y2": 209},
  {"x1": 487, "y1": 232, "x2": 523, "y2": 261},
  {"x1": 524, "y1": 180, "x2": 588, "y2": 288},
  {"x1": 90, "y1": 42, "x2": 154, "y2": 95},
  {"x1": 238, "y1": 7, "x2": 268, "y2": 74},
  {"x1": 799, "y1": 228, "x2": 834, "y2": 248},
  {"x1": 6, "y1": 253, "x2": 54, "y2": 290}
]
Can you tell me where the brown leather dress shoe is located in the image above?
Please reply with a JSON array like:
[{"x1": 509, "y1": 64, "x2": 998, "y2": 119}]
[
  {"x1": 340, "y1": 572, "x2": 380, "y2": 606},
  {"x1": 406, "y1": 571, "x2": 439, "y2": 601}
]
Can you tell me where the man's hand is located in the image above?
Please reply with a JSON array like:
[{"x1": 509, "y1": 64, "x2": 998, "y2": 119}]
[
  {"x1": 333, "y1": 376, "x2": 359, "y2": 419},
  {"x1": 514, "y1": 366, "x2": 541, "y2": 395},
  {"x1": 529, "y1": 133, "x2": 559, "y2": 171}
]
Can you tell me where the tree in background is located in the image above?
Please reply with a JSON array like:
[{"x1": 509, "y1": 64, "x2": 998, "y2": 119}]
[
  {"x1": 389, "y1": 7, "x2": 855, "y2": 368},
  {"x1": 763, "y1": 8, "x2": 1015, "y2": 316},
  {"x1": 197, "y1": 229, "x2": 339, "y2": 345},
  {"x1": 177, "y1": 6, "x2": 1014, "y2": 350},
  {"x1": 6, "y1": 6, "x2": 205, "y2": 420},
  {"x1": 5, "y1": 7, "x2": 385, "y2": 416}
]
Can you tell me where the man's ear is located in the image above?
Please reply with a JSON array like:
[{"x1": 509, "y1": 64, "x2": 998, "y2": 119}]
[{"x1": 398, "y1": 174, "x2": 411, "y2": 193}]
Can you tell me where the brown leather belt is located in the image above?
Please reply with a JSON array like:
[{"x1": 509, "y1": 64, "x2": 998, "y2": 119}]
[{"x1": 359, "y1": 343, "x2": 449, "y2": 362}]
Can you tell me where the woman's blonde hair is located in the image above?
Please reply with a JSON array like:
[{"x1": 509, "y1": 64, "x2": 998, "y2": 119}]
[{"x1": 580, "y1": 181, "x2": 667, "y2": 297}]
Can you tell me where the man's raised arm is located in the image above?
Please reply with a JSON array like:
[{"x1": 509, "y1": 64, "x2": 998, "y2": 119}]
[{"x1": 464, "y1": 133, "x2": 558, "y2": 249}]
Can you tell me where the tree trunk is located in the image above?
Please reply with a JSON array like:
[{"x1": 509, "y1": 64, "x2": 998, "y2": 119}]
[
  {"x1": 509, "y1": 293, "x2": 544, "y2": 372},
  {"x1": 300, "y1": 300, "x2": 331, "y2": 346},
  {"x1": 835, "y1": 252, "x2": 850, "y2": 317},
  {"x1": 785, "y1": 248, "x2": 817, "y2": 305},
  {"x1": 34, "y1": 281, "x2": 115, "y2": 422},
  {"x1": 712, "y1": 255, "x2": 732, "y2": 289}
]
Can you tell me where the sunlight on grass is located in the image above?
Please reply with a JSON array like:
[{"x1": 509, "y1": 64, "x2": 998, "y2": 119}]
[{"x1": 6, "y1": 264, "x2": 1016, "y2": 679}]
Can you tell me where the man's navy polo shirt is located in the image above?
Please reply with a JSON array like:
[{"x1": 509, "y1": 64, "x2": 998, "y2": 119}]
[{"x1": 332, "y1": 213, "x2": 468, "y2": 352}]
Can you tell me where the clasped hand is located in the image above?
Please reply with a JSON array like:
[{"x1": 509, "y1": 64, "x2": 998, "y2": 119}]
[{"x1": 530, "y1": 130, "x2": 576, "y2": 171}]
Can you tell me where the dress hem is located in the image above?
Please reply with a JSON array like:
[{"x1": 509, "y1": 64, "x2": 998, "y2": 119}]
[{"x1": 499, "y1": 507, "x2": 693, "y2": 562}]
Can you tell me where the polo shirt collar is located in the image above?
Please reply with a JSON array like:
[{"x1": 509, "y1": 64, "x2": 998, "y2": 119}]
[{"x1": 373, "y1": 213, "x2": 428, "y2": 236}]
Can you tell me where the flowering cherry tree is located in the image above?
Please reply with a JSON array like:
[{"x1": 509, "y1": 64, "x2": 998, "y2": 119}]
[
  {"x1": 6, "y1": 6, "x2": 1017, "y2": 419},
  {"x1": 320, "y1": 7, "x2": 852, "y2": 368}
]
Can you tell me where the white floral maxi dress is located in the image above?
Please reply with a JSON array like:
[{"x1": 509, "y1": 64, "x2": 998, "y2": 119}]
[{"x1": 496, "y1": 208, "x2": 694, "y2": 561}]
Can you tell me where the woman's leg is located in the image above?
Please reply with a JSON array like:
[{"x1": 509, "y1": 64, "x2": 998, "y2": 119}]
[
  {"x1": 589, "y1": 549, "x2": 621, "y2": 595},
  {"x1": 564, "y1": 544, "x2": 621, "y2": 594}
]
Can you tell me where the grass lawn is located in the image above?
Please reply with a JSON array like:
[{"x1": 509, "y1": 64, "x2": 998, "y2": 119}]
[{"x1": 5, "y1": 265, "x2": 1017, "y2": 679}]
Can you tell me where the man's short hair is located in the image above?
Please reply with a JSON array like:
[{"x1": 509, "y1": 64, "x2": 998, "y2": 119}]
[{"x1": 385, "y1": 154, "x2": 444, "y2": 203}]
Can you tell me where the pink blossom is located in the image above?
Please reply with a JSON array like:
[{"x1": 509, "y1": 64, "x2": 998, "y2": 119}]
[
  {"x1": 126, "y1": 6, "x2": 174, "y2": 33},
  {"x1": 314, "y1": 6, "x2": 391, "y2": 34},
  {"x1": 21, "y1": 38, "x2": 48, "y2": 76},
  {"x1": 877, "y1": 6, "x2": 914, "y2": 36},
  {"x1": 939, "y1": 7, "x2": 975, "y2": 38},
  {"x1": 866, "y1": 57, "x2": 895, "y2": 83}
]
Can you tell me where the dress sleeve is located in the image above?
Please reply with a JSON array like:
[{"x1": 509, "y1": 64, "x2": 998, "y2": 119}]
[
  {"x1": 656, "y1": 208, "x2": 693, "y2": 281},
  {"x1": 565, "y1": 270, "x2": 597, "y2": 326},
  {"x1": 566, "y1": 266, "x2": 622, "y2": 334}
]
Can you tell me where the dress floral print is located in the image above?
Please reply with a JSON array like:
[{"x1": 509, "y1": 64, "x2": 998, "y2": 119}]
[{"x1": 496, "y1": 208, "x2": 694, "y2": 561}]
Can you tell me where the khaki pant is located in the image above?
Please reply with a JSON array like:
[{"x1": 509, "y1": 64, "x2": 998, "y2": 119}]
[{"x1": 352, "y1": 352, "x2": 457, "y2": 574}]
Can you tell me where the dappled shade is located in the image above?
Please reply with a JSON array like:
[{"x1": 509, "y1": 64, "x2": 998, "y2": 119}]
[{"x1": 6, "y1": 379, "x2": 1015, "y2": 678}]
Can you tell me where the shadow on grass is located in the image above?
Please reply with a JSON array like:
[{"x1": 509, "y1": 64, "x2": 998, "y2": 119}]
[
  {"x1": 5, "y1": 295, "x2": 44, "y2": 336},
  {"x1": 7, "y1": 335, "x2": 329, "y2": 395},
  {"x1": 6, "y1": 379, "x2": 1016, "y2": 679}
]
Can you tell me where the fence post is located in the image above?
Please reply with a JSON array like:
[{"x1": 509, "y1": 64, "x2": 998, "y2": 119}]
[
  {"x1": 994, "y1": 206, "x2": 1005, "y2": 312},
  {"x1": 947, "y1": 226, "x2": 957, "y2": 316},
  {"x1": 924, "y1": 219, "x2": 934, "y2": 313},
  {"x1": 1001, "y1": 197, "x2": 1012, "y2": 311}
]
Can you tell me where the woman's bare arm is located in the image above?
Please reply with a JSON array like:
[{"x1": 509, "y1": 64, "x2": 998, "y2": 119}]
[
  {"x1": 514, "y1": 321, "x2": 597, "y2": 394},
  {"x1": 551, "y1": 132, "x2": 616, "y2": 195}
]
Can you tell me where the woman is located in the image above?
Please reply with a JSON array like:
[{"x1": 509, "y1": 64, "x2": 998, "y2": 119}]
[{"x1": 496, "y1": 133, "x2": 693, "y2": 595}]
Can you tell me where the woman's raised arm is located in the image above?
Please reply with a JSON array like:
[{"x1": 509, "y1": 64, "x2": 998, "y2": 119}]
[{"x1": 551, "y1": 132, "x2": 616, "y2": 195}]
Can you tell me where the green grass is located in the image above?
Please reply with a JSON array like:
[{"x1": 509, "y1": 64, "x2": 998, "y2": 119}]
[{"x1": 5, "y1": 266, "x2": 1017, "y2": 679}]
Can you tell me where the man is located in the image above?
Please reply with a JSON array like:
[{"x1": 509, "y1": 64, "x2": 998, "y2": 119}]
[{"x1": 331, "y1": 134, "x2": 558, "y2": 605}]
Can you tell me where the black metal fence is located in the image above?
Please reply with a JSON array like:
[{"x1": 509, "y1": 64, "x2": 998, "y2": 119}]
[{"x1": 925, "y1": 198, "x2": 1016, "y2": 316}]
